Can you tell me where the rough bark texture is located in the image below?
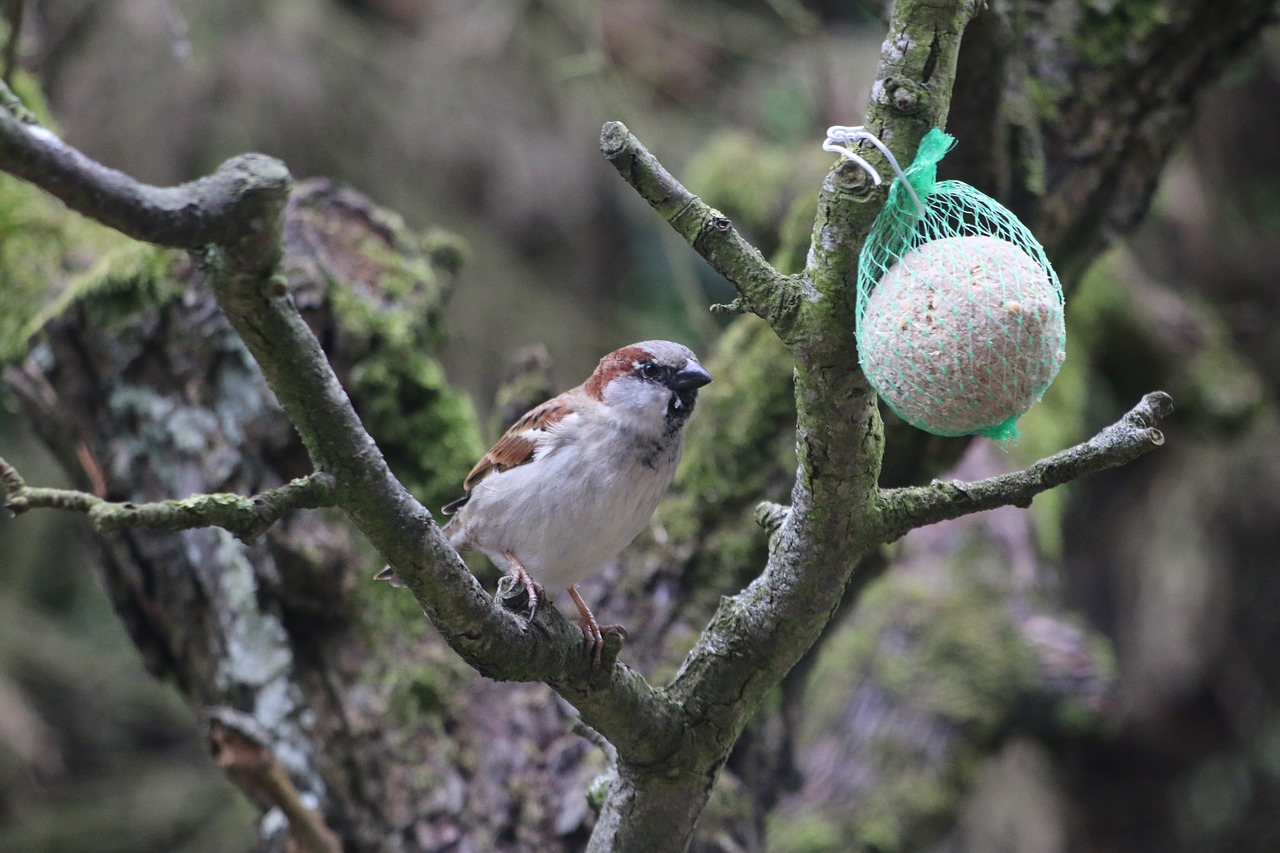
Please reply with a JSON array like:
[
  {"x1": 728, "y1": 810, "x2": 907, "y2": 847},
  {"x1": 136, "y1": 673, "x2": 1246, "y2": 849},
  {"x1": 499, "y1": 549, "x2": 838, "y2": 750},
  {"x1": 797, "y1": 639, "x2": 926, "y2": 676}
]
[
  {"x1": 0, "y1": 0, "x2": 1273, "y2": 850},
  {"x1": 613, "y1": 0, "x2": 1278, "y2": 847},
  {"x1": 3, "y1": 181, "x2": 501, "y2": 852}
]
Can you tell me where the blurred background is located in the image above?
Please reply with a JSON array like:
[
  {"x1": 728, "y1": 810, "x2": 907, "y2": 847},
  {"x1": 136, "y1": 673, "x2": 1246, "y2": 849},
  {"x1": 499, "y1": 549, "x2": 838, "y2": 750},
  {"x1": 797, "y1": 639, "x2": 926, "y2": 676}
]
[{"x1": 1, "y1": 0, "x2": 1278, "y2": 850}]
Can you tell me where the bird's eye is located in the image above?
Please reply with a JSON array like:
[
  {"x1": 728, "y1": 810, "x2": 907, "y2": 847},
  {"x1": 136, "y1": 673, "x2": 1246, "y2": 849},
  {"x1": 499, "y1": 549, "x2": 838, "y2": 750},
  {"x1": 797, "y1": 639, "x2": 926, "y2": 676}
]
[{"x1": 638, "y1": 362, "x2": 664, "y2": 381}]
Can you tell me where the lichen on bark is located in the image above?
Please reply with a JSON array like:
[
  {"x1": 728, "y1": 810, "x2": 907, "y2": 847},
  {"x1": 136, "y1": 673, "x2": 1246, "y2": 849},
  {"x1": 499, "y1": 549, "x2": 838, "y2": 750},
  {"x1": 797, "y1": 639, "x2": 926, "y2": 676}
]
[{"x1": 6, "y1": 0, "x2": 1255, "y2": 847}]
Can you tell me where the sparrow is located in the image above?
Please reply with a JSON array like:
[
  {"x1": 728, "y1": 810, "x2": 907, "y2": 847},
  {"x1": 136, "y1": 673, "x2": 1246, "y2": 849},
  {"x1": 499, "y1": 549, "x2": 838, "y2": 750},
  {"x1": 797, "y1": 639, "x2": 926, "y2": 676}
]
[{"x1": 380, "y1": 340, "x2": 712, "y2": 667}]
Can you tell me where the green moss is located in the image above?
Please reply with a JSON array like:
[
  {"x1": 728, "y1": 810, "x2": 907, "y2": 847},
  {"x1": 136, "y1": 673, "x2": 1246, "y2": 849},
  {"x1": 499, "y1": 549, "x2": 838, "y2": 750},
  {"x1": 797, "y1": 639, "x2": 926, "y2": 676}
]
[
  {"x1": 0, "y1": 73, "x2": 163, "y2": 364},
  {"x1": 664, "y1": 318, "x2": 795, "y2": 529},
  {"x1": 351, "y1": 352, "x2": 483, "y2": 513},
  {"x1": 686, "y1": 133, "x2": 794, "y2": 238},
  {"x1": 1072, "y1": 246, "x2": 1267, "y2": 436},
  {"x1": 376, "y1": 627, "x2": 474, "y2": 727},
  {"x1": 586, "y1": 770, "x2": 615, "y2": 811},
  {"x1": 373, "y1": 657, "x2": 472, "y2": 798},
  {"x1": 325, "y1": 241, "x2": 444, "y2": 346},
  {"x1": 791, "y1": 537, "x2": 1054, "y2": 852},
  {"x1": 1181, "y1": 327, "x2": 1270, "y2": 432},
  {"x1": 0, "y1": 184, "x2": 56, "y2": 360},
  {"x1": 360, "y1": 567, "x2": 442, "y2": 638},
  {"x1": 0, "y1": 182, "x2": 148, "y2": 365},
  {"x1": 770, "y1": 740, "x2": 971, "y2": 853},
  {"x1": 1083, "y1": 625, "x2": 1117, "y2": 687},
  {"x1": 35, "y1": 244, "x2": 180, "y2": 330},
  {"x1": 846, "y1": 573, "x2": 1038, "y2": 730},
  {"x1": 302, "y1": 208, "x2": 484, "y2": 512},
  {"x1": 788, "y1": 536, "x2": 1118, "y2": 851},
  {"x1": 773, "y1": 192, "x2": 821, "y2": 276},
  {"x1": 1023, "y1": 77, "x2": 1062, "y2": 124},
  {"x1": 766, "y1": 813, "x2": 843, "y2": 853},
  {"x1": 422, "y1": 228, "x2": 468, "y2": 277},
  {"x1": 684, "y1": 131, "x2": 830, "y2": 261},
  {"x1": 403, "y1": 667, "x2": 451, "y2": 718},
  {"x1": 856, "y1": 761, "x2": 959, "y2": 851}
]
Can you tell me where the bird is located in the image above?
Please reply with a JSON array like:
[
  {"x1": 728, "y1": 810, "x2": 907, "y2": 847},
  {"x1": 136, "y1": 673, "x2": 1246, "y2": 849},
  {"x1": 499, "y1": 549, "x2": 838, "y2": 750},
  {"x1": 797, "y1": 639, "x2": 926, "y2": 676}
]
[{"x1": 379, "y1": 340, "x2": 712, "y2": 666}]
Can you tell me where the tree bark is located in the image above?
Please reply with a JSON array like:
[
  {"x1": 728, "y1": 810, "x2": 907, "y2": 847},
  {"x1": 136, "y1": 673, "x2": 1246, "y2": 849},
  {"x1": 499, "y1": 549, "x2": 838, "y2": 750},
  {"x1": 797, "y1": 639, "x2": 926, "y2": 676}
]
[{"x1": 0, "y1": 0, "x2": 1271, "y2": 849}]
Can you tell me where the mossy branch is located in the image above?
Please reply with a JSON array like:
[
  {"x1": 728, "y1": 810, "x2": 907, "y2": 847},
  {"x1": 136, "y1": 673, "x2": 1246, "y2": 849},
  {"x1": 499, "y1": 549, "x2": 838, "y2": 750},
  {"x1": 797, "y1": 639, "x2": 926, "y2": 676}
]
[
  {"x1": 0, "y1": 458, "x2": 337, "y2": 542},
  {"x1": 600, "y1": 121, "x2": 806, "y2": 344},
  {"x1": 589, "y1": 3, "x2": 990, "y2": 850},
  {"x1": 0, "y1": 85, "x2": 688, "y2": 770},
  {"x1": 875, "y1": 392, "x2": 1174, "y2": 543},
  {"x1": 200, "y1": 228, "x2": 687, "y2": 768},
  {"x1": 803, "y1": 0, "x2": 983, "y2": 338}
]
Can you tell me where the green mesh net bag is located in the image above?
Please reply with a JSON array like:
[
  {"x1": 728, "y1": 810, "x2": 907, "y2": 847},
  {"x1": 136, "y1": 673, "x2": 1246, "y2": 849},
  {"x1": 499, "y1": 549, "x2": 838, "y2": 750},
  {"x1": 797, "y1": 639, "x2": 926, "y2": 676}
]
[{"x1": 834, "y1": 127, "x2": 1066, "y2": 443}]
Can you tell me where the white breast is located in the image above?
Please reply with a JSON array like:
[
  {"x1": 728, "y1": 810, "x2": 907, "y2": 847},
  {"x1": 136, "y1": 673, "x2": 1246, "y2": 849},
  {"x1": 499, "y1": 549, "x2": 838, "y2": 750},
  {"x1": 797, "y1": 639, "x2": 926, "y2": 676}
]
[{"x1": 446, "y1": 413, "x2": 684, "y2": 591}]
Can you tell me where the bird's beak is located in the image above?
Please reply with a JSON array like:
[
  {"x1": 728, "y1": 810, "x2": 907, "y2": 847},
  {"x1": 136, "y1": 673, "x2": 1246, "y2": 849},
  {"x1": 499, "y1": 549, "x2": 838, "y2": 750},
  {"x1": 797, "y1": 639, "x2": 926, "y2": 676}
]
[{"x1": 670, "y1": 361, "x2": 713, "y2": 390}]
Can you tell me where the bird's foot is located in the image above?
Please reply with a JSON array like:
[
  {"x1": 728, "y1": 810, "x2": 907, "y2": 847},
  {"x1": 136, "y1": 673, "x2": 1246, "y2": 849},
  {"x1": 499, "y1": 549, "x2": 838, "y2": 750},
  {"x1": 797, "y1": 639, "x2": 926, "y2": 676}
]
[
  {"x1": 502, "y1": 551, "x2": 544, "y2": 620},
  {"x1": 568, "y1": 586, "x2": 627, "y2": 669}
]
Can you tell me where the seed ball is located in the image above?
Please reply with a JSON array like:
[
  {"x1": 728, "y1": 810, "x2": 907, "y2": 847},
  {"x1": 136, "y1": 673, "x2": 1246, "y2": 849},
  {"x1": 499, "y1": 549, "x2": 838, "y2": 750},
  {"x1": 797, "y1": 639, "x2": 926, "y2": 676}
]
[{"x1": 858, "y1": 235, "x2": 1066, "y2": 436}]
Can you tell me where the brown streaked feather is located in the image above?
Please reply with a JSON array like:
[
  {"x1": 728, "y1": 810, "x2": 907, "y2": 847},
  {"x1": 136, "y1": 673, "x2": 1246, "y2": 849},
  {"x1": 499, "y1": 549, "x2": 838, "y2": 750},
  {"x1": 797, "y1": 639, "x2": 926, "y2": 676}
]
[
  {"x1": 451, "y1": 399, "x2": 574, "y2": 506},
  {"x1": 462, "y1": 431, "x2": 537, "y2": 491}
]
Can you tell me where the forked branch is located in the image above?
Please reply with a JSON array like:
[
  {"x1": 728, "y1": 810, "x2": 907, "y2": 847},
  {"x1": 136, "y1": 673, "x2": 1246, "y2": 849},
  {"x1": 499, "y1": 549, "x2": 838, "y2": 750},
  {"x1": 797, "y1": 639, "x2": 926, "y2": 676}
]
[
  {"x1": 0, "y1": 85, "x2": 686, "y2": 771},
  {"x1": 0, "y1": 82, "x2": 289, "y2": 270}
]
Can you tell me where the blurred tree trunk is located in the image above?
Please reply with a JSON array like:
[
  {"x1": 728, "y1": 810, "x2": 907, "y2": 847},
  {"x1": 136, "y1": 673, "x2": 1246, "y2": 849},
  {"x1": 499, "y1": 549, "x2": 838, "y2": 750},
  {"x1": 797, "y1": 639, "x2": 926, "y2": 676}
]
[{"x1": 1, "y1": 1, "x2": 1276, "y2": 851}]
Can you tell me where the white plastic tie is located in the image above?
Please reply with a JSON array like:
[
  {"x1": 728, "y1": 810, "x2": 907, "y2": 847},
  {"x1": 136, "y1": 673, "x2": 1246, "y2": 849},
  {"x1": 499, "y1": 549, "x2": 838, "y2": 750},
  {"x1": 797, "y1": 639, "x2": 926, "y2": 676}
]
[{"x1": 822, "y1": 125, "x2": 926, "y2": 218}]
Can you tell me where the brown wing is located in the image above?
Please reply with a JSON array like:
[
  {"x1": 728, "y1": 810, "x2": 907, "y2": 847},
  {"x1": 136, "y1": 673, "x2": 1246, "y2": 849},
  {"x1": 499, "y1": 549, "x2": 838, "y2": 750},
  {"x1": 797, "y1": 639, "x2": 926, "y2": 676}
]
[{"x1": 443, "y1": 397, "x2": 574, "y2": 514}]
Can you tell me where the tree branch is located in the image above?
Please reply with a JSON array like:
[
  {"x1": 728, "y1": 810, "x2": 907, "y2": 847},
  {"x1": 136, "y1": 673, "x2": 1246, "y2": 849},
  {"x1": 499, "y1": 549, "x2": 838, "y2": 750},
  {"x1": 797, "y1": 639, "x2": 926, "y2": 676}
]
[
  {"x1": 201, "y1": 221, "x2": 690, "y2": 768},
  {"x1": 207, "y1": 708, "x2": 342, "y2": 853},
  {"x1": 0, "y1": 88, "x2": 692, "y2": 775},
  {"x1": 0, "y1": 457, "x2": 337, "y2": 542},
  {"x1": 801, "y1": 0, "x2": 982, "y2": 347},
  {"x1": 600, "y1": 121, "x2": 806, "y2": 344},
  {"x1": 589, "y1": 2, "x2": 995, "y2": 849},
  {"x1": 875, "y1": 392, "x2": 1174, "y2": 543},
  {"x1": 0, "y1": 80, "x2": 288, "y2": 270}
]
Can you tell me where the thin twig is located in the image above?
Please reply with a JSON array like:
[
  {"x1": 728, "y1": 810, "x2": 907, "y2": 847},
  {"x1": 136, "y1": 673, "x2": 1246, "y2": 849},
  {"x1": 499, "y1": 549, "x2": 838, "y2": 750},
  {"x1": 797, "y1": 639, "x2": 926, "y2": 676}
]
[
  {"x1": 874, "y1": 392, "x2": 1174, "y2": 543},
  {"x1": 1, "y1": 456, "x2": 337, "y2": 542},
  {"x1": 599, "y1": 121, "x2": 805, "y2": 343}
]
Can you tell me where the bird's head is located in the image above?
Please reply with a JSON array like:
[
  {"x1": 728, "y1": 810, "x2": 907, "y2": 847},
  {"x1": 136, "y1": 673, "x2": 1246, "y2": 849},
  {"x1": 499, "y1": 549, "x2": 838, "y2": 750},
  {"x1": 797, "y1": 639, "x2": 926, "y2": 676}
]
[{"x1": 585, "y1": 340, "x2": 712, "y2": 435}]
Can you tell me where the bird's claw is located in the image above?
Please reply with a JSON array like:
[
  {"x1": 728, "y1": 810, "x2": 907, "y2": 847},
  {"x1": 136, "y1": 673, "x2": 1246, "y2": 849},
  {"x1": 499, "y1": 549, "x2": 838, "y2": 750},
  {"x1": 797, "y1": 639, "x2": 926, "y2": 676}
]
[
  {"x1": 502, "y1": 552, "x2": 544, "y2": 621},
  {"x1": 582, "y1": 622, "x2": 628, "y2": 669},
  {"x1": 568, "y1": 585, "x2": 627, "y2": 669}
]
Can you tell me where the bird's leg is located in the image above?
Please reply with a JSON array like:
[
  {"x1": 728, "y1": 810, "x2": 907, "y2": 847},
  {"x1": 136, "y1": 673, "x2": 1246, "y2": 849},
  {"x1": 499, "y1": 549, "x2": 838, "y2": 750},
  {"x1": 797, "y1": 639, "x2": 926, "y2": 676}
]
[
  {"x1": 567, "y1": 586, "x2": 628, "y2": 668},
  {"x1": 501, "y1": 551, "x2": 543, "y2": 620}
]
